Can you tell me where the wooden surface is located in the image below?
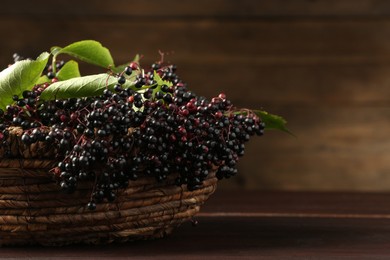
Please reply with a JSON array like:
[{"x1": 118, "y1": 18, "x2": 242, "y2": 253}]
[
  {"x1": 1, "y1": 0, "x2": 390, "y2": 190},
  {"x1": 2, "y1": 191, "x2": 390, "y2": 259}
]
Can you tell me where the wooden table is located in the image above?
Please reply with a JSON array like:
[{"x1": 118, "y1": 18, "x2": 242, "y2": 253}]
[{"x1": 2, "y1": 191, "x2": 390, "y2": 259}]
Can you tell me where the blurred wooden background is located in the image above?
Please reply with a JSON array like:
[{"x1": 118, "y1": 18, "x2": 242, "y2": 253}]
[{"x1": 1, "y1": 0, "x2": 390, "y2": 191}]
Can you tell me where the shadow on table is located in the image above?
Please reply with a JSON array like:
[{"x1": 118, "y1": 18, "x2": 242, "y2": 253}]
[{"x1": 1, "y1": 217, "x2": 390, "y2": 258}]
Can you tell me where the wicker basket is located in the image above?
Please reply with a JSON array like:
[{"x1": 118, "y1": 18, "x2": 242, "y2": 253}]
[{"x1": 0, "y1": 130, "x2": 218, "y2": 246}]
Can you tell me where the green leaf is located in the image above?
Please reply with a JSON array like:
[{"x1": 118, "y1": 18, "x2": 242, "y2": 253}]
[
  {"x1": 50, "y1": 46, "x2": 62, "y2": 56},
  {"x1": 53, "y1": 40, "x2": 115, "y2": 68},
  {"x1": 36, "y1": 75, "x2": 51, "y2": 85},
  {"x1": 154, "y1": 71, "x2": 172, "y2": 87},
  {"x1": 112, "y1": 54, "x2": 141, "y2": 74},
  {"x1": 112, "y1": 63, "x2": 129, "y2": 74},
  {"x1": 56, "y1": 60, "x2": 81, "y2": 81},
  {"x1": 254, "y1": 110, "x2": 293, "y2": 135},
  {"x1": 0, "y1": 52, "x2": 50, "y2": 110},
  {"x1": 133, "y1": 54, "x2": 140, "y2": 64},
  {"x1": 40, "y1": 73, "x2": 134, "y2": 101},
  {"x1": 150, "y1": 71, "x2": 173, "y2": 99}
]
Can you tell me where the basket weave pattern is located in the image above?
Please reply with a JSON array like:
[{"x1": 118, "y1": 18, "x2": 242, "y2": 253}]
[{"x1": 0, "y1": 158, "x2": 217, "y2": 246}]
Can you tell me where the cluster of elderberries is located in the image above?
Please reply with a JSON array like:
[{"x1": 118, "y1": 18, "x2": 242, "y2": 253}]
[{"x1": 0, "y1": 61, "x2": 264, "y2": 210}]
